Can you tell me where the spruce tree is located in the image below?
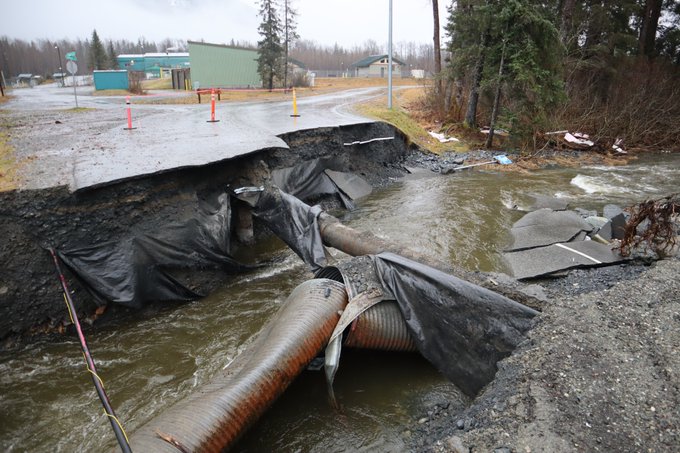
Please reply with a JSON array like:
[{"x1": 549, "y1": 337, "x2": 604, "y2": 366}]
[
  {"x1": 257, "y1": 0, "x2": 284, "y2": 90},
  {"x1": 107, "y1": 41, "x2": 117, "y2": 69},
  {"x1": 89, "y1": 30, "x2": 108, "y2": 71},
  {"x1": 447, "y1": 0, "x2": 564, "y2": 145},
  {"x1": 282, "y1": 0, "x2": 299, "y2": 88}
]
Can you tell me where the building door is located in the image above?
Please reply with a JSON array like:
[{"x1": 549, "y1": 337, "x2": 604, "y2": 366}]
[{"x1": 380, "y1": 67, "x2": 385, "y2": 78}]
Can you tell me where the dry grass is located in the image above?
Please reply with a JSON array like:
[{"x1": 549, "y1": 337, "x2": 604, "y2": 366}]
[
  {"x1": 92, "y1": 89, "x2": 135, "y2": 97},
  {"x1": 354, "y1": 86, "x2": 469, "y2": 154},
  {"x1": 0, "y1": 117, "x2": 18, "y2": 192},
  {"x1": 141, "y1": 78, "x2": 173, "y2": 90},
  {"x1": 135, "y1": 77, "x2": 429, "y2": 105},
  {"x1": 0, "y1": 95, "x2": 11, "y2": 105}
]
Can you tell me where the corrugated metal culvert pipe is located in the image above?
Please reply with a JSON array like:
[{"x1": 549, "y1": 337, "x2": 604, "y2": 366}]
[
  {"x1": 126, "y1": 278, "x2": 348, "y2": 453},
  {"x1": 343, "y1": 300, "x2": 416, "y2": 352}
]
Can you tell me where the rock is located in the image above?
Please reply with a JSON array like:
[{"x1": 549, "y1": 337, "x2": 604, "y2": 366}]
[
  {"x1": 464, "y1": 418, "x2": 475, "y2": 431},
  {"x1": 529, "y1": 195, "x2": 569, "y2": 211},
  {"x1": 603, "y1": 204, "x2": 624, "y2": 219},
  {"x1": 610, "y1": 213, "x2": 627, "y2": 240},
  {"x1": 585, "y1": 216, "x2": 613, "y2": 241},
  {"x1": 445, "y1": 436, "x2": 470, "y2": 453},
  {"x1": 575, "y1": 207, "x2": 598, "y2": 218},
  {"x1": 457, "y1": 419, "x2": 465, "y2": 429}
]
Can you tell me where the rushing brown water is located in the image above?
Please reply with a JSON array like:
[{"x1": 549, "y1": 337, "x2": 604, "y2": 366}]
[{"x1": 1, "y1": 153, "x2": 678, "y2": 452}]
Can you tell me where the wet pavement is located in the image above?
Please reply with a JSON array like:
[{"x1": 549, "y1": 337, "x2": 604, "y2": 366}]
[{"x1": 5, "y1": 84, "x2": 380, "y2": 191}]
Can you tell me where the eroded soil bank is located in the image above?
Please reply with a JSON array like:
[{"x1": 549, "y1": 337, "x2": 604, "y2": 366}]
[{"x1": 0, "y1": 121, "x2": 409, "y2": 341}]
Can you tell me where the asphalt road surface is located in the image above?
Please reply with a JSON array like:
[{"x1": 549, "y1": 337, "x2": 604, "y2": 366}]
[{"x1": 6, "y1": 84, "x2": 384, "y2": 191}]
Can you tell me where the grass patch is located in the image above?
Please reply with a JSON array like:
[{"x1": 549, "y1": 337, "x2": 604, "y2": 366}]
[
  {"x1": 355, "y1": 87, "x2": 469, "y2": 154},
  {"x1": 92, "y1": 89, "x2": 135, "y2": 97},
  {"x1": 141, "y1": 78, "x2": 172, "y2": 90},
  {"x1": 135, "y1": 77, "x2": 429, "y2": 105},
  {"x1": 0, "y1": 117, "x2": 18, "y2": 192},
  {"x1": 62, "y1": 107, "x2": 95, "y2": 113}
]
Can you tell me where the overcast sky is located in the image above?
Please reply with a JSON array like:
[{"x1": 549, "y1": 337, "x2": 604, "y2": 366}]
[{"x1": 1, "y1": 0, "x2": 449, "y2": 48}]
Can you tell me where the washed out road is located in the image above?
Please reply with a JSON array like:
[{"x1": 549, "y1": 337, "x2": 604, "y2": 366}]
[{"x1": 5, "y1": 84, "x2": 384, "y2": 191}]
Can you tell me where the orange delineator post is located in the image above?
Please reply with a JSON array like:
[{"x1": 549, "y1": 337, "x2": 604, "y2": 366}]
[
  {"x1": 207, "y1": 88, "x2": 220, "y2": 123},
  {"x1": 124, "y1": 96, "x2": 136, "y2": 130}
]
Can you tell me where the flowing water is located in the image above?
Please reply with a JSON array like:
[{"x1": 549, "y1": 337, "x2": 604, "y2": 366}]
[{"x1": 1, "y1": 153, "x2": 678, "y2": 452}]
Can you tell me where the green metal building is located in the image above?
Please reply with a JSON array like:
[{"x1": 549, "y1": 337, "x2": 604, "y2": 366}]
[
  {"x1": 93, "y1": 70, "x2": 129, "y2": 90},
  {"x1": 188, "y1": 41, "x2": 261, "y2": 89},
  {"x1": 116, "y1": 53, "x2": 190, "y2": 77}
]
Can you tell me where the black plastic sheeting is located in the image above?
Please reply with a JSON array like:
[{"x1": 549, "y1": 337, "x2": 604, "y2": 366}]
[
  {"x1": 245, "y1": 189, "x2": 539, "y2": 395},
  {"x1": 58, "y1": 192, "x2": 251, "y2": 308},
  {"x1": 371, "y1": 253, "x2": 538, "y2": 396},
  {"x1": 247, "y1": 188, "x2": 328, "y2": 273},
  {"x1": 272, "y1": 158, "x2": 356, "y2": 210}
]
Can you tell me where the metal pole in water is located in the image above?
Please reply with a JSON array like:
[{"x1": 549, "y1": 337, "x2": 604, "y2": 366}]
[
  {"x1": 388, "y1": 0, "x2": 393, "y2": 109},
  {"x1": 48, "y1": 249, "x2": 131, "y2": 453}
]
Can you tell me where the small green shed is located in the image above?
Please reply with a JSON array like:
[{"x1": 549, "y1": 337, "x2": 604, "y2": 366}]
[
  {"x1": 93, "y1": 70, "x2": 129, "y2": 90},
  {"x1": 188, "y1": 41, "x2": 261, "y2": 89}
]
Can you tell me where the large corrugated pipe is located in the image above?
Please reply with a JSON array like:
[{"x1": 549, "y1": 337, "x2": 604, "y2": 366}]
[{"x1": 125, "y1": 278, "x2": 348, "y2": 453}]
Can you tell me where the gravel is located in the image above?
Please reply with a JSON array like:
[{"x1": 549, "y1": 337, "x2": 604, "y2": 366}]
[{"x1": 410, "y1": 256, "x2": 680, "y2": 452}]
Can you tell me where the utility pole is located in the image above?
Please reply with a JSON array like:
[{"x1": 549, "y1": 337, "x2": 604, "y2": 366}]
[
  {"x1": 388, "y1": 0, "x2": 393, "y2": 109},
  {"x1": 54, "y1": 44, "x2": 63, "y2": 87}
]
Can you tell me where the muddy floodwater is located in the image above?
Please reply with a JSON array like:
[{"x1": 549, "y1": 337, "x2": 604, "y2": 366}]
[{"x1": 1, "y1": 153, "x2": 678, "y2": 452}]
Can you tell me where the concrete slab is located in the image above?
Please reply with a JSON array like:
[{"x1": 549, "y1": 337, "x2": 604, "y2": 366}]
[
  {"x1": 325, "y1": 170, "x2": 373, "y2": 200},
  {"x1": 508, "y1": 209, "x2": 594, "y2": 251},
  {"x1": 504, "y1": 241, "x2": 624, "y2": 280}
]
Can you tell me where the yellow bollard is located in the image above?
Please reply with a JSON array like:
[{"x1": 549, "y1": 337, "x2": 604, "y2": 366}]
[{"x1": 290, "y1": 88, "x2": 301, "y2": 117}]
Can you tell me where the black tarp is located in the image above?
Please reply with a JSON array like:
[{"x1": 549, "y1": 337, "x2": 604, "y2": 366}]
[
  {"x1": 243, "y1": 189, "x2": 539, "y2": 395},
  {"x1": 371, "y1": 253, "x2": 538, "y2": 396},
  {"x1": 272, "y1": 158, "x2": 363, "y2": 210},
  {"x1": 58, "y1": 192, "x2": 250, "y2": 308},
  {"x1": 248, "y1": 188, "x2": 328, "y2": 272}
]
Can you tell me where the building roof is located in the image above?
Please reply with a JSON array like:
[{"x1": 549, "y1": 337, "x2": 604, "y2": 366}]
[
  {"x1": 350, "y1": 54, "x2": 406, "y2": 68},
  {"x1": 288, "y1": 57, "x2": 307, "y2": 69},
  {"x1": 117, "y1": 53, "x2": 189, "y2": 59},
  {"x1": 187, "y1": 40, "x2": 257, "y2": 52}
]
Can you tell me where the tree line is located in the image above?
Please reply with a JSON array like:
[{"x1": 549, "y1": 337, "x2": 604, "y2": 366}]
[
  {"x1": 0, "y1": 33, "x2": 187, "y2": 78},
  {"x1": 434, "y1": 0, "x2": 680, "y2": 151},
  {"x1": 1, "y1": 31, "x2": 433, "y2": 81}
]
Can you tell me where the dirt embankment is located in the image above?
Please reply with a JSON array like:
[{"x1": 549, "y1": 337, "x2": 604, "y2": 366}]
[
  {"x1": 412, "y1": 257, "x2": 680, "y2": 452},
  {"x1": 0, "y1": 121, "x2": 410, "y2": 342}
]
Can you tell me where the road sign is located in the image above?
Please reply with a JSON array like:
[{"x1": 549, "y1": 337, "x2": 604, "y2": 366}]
[
  {"x1": 66, "y1": 60, "x2": 78, "y2": 75},
  {"x1": 65, "y1": 51, "x2": 77, "y2": 61}
]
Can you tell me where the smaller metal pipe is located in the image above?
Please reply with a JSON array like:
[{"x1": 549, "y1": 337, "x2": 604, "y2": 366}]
[{"x1": 344, "y1": 301, "x2": 416, "y2": 352}]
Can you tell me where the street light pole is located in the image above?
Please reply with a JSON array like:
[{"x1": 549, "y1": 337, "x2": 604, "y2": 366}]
[
  {"x1": 388, "y1": 0, "x2": 393, "y2": 109},
  {"x1": 54, "y1": 44, "x2": 63, "y2": 87}
]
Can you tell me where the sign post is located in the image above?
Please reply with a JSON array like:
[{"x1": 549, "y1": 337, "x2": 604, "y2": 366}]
[{"x1": 66, "y1": 56, "x2": 78, "y2": 108}]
